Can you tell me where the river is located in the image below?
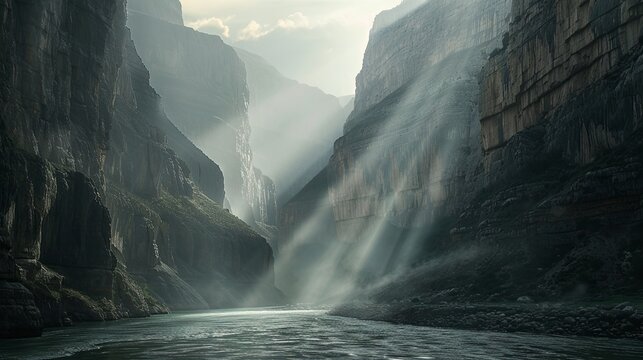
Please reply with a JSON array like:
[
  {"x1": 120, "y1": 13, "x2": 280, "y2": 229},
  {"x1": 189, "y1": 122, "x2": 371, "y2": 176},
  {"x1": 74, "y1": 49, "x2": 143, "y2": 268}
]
[{"x1": 2, "y1": 307, "x2": 643, "y2": 359}]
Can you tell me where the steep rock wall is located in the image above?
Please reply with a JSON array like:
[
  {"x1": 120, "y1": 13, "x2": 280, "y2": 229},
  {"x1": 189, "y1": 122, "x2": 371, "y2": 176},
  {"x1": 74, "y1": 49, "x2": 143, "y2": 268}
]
[
  {"x1": 339, "y1": 0, "x2": 643, "y2": 304},
  {"x1": 481, "y1": 0, "x2": 643, "y2": 154},
  {"x1": 0, "y1": 0, "x2": 129, "y2": 336},
  {"x1": 127, "y1": 12, "x2": 277, "y2": 228},
  {"x1": 127, "y1": 0, "x2": 183, "y2": 26},
  {"x1": 106, "y1": 33, "x2": 279, "y2": 309},
  {"x1": 0, "y1": 0, "x2": 126, "y2": 189},
  {"x1": 350, "y1": 0, "x2": 511, "y2": 126},
  {"x1": 330, "y1": 0, "x2": 511, "y2": 241},
  {"x1": 0, "y1": 0, "x2": 280, "y2": 337}
]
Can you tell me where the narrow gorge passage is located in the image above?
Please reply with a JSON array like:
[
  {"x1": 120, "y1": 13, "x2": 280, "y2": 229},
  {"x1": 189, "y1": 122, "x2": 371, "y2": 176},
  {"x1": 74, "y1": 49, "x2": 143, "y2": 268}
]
[{"x1": 1, "y1": 0, "x2": 643, "y2": 358}]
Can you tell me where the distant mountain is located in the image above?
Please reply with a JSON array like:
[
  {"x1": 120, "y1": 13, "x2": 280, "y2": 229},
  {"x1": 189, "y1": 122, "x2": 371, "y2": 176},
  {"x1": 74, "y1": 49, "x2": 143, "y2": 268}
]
[{"x1": 235, "y1": 48, "x2": 350, "y2": 204}]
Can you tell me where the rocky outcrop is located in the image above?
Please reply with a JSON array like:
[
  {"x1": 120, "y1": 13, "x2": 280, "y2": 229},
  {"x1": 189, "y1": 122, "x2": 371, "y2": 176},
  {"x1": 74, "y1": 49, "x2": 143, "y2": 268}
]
[
  {"x1": 105, "y1": 33, "x2": 268, "y2": 310},
  {"x1": 127, "y1": 11, "x2": 277, "y2": 228},
  {"x1": 127, "y1": 0, "x2": 183, "y2": 26},
  {"x1": 235, "y1": 49, "x2": 347, "y2": 203},
  {"x1": 326, "y1": 0, "x2": 643, "y2": 310},
  {"x1": 0, "y1": 0, "x2": 128, "y2": 337},
  {"x1": 1, "y1": 0, "x2": 280, "y2": 338},
  {"x1": 370, "y1": 0, "x2": 427, "y2": 35},
  {"x1": 350, "y1": 0, "x2": 511, "y2": 127},
  {"x1": 481, "y1": 0, "x2": 643, "y2": 153},
  {"x1": 0, "y1": 0, "x2": 125, "y2": 190},
  {"x1": 331, "y1": 0, "x2": 511, "y2": 241}
]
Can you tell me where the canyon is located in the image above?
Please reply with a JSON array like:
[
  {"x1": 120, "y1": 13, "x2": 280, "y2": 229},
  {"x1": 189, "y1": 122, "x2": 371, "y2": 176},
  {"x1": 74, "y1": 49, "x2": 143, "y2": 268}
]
[
  {"x1": 1, "y1": 0, "x2": 642, "y2": 343},
  {"x1": 282, "y1": 0, "x2": 643, "y2": 316},
  {"x1": 0, "y1": 0, "x2": 280, "y2": 338}
]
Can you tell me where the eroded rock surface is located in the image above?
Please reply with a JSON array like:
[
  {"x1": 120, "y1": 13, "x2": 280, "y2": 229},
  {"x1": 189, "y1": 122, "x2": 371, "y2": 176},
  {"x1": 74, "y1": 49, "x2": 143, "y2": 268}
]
[
  {"x1": 481, "y1": 0, "x2": 643, "y2": 153},
  {"x1": 127, "y1": 10, "x2": 277, "y2": 230},
  {"x1": 331, "y1": 0, "x2": 511, "y2": 240},
  {"x1": 127, "y1": 0, "x2": 184, "y2": 26},
  {"x1": 327, "y1": 0, "x2": 643, "y2": 308},
  {"x1": 1, "y1": 0, "x2": 280, "y2": 338}
]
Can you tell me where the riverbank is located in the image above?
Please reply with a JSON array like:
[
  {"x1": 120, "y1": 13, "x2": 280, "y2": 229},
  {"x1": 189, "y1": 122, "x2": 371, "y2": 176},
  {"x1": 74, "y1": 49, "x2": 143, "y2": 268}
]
[
  {"x1": 330, "y1": 302, "x2": 643, "y2": 340},
  {"x1": 4, "y1": 307, "x2": 643, "y2": 360}
]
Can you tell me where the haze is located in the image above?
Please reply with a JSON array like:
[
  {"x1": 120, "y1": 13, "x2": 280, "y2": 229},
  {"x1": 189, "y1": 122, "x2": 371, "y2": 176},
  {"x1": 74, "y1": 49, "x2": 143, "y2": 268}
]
[{"x1": 181, "y1": 0, "x2": 401, "y2": 96}]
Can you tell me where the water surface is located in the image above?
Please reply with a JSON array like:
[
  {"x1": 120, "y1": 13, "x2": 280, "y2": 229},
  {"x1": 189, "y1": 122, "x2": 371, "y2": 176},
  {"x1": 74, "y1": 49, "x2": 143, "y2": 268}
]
[{"x1": 2, "y1": 307, "x2": 643, "y2": 359}]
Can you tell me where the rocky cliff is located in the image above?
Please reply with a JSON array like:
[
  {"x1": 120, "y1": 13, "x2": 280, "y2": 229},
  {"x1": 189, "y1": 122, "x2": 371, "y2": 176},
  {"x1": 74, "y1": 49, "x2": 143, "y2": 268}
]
[
  {"x1": 235, "y1": 49, "x2": 347, "y2": 203},
  {"x1": 350, "y1": 0, "x2": 511, "y2": 128},
  {"x1": 329, "y1": 0, "x2": 643, "y2": 306},
  {"x1": 331, "y1": 0, "x2": 512, "y2": 242},
  {"x1": 106, "y1": 33, "x2": 278, "y2": 310},
  {"x1": 127, "y1": 0, "x2": 183, "y2": 26},
  {"x1": 127, "y1": 10, "x2": 278, "y2": 229},
  {"x1": 481, "y1": 0, "x2": 642, "y2": 155},
  {"x1": 0, "y1": 0, "x2": 128, "y2": 338},
  {"x1": 1, "y1": 0, "x2": 279, "y2": 338}
]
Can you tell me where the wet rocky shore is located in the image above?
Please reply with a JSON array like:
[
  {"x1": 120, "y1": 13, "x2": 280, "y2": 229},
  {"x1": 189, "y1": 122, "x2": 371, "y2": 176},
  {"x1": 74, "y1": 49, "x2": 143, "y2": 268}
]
[{"x1": 331, "y1": 301, "x2": 643, "y2": 340}]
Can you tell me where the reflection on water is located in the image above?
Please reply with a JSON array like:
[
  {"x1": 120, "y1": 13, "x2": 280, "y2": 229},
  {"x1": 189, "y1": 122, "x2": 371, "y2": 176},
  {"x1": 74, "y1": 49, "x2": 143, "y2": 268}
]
[{"x1": 2, "y1": 307, "x2": 643, "y2": 359}]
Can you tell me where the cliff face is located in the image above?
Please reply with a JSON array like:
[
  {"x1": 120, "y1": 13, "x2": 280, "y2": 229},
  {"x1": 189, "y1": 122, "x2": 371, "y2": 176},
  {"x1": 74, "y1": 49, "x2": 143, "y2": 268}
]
[
  {"x1": 481, "y1": 0, "x2": 642, "y2": 155},
  {"x1": 1, "y1": 0, "x2": 279, "y2": 338},
  {"x1": 350, "y1": 0, "x2": 511, "y2": 128},
  {"x1": 330, "y1": 0, "x2": 512, "y2": 241},
  {"x1": 106, "y1": 34, "x2": 278, "y2": 309},
  {"x1": 235, "y1": 49, "x2": 347, "y2": 203},
  {"x1": 0, "y1": 0, "x2": 125, "y2": 190},
  {"x1": 0, "y1": 0, "x2": 128, "y2": 338},
  {"x1": 127, "y1": 0, "x2": 183, "y2": 26},
  {"x1": 127, "y1": 11, "x2": 277, "y2": 228},
  {"x1": 335, "y1": 0, "x2": 643, "y2": 304}
]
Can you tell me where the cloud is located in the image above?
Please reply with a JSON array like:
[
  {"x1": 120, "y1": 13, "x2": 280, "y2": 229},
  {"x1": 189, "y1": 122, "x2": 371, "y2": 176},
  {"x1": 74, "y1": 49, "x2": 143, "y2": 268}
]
[
  {"x1": 188, "y1": 17, "x2": 231, "y2": 38},
  {"x1": 238, "y1": 20, "x2": 272, "y2": 40},
  {"x1": 276, "y1": 12, "x2": 312, "y2": 30},
  {"x1": 237, "y1": 13, "x2": 315, "y2": 41}
]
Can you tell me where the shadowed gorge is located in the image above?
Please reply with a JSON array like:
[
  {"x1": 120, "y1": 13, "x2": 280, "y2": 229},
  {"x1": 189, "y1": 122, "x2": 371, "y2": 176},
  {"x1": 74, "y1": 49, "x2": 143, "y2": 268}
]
[
  {"x1": 2, "y1": 0, "x2": 643, "y2": 356},
  {"x1": 0, "y1": 0, "x2": 279, "y2": 338}
]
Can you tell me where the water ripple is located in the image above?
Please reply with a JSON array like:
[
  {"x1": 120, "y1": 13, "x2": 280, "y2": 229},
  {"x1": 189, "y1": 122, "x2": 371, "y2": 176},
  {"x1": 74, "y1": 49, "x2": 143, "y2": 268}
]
[{"x1": 1, "y1": 307, "x2": 642, "y2": 359}]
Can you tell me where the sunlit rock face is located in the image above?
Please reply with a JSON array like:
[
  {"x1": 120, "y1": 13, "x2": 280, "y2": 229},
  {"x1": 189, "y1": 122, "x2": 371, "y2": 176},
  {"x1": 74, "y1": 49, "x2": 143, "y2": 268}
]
[
  {"x1": 343, "y1": 0, "x2": 643, "y2": 304},
  {"x1": 369, "y1": 0, "x2": 427, "y2": 35},
  {"x1": 481, "y1": 0, "x2": 643, "y2": 155},
  {"x1": 235, "y1": 49, "x2": 348, "y2": 203},
  {"x1": 331, "y1": 0, "x2": 512, "y2": 241},
  {"x1": 127, "y1": 11, "x2": 278, "y2": 228},
  {"x1": 350, "y1": 0, "x2": 511, "y2": 129},
  {"x1": 127, "y1": 0, "x2": 184, "y2": 26},
  {"x1": 106, "y1": 33, "x2": 278, "y2": 310}
]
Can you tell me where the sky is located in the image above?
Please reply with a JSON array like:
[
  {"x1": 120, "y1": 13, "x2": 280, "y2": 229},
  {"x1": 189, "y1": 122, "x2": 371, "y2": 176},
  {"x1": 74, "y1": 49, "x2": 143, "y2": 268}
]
[{"x1": 181, "y1": 0, "x2": 402, "y2": 96}]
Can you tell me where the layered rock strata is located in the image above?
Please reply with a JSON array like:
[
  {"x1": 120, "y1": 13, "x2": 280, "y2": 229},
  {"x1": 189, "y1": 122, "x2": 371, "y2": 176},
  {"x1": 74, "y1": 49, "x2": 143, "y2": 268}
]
[
  {"x1": 1, "y1": 0, "x2": 279, "y2": 338},
  {"x1": 127, "y1": 10, "x2": 277, "y2": 229},
  {"x1": 0, "y1": 0, "x2": 129, "y2": 337},
  {"x1": 327, "y1": 0, "x2": 643, "y2": 307},
  {"x1": 481, "y1": 0, "x2": 643, "y2": 153},
  {"x1": 127, "y1": 0, "x2": 183, "y2": 26},
  {"x1": 330, "y1": 0, "x2": 512, "y2": 241}
]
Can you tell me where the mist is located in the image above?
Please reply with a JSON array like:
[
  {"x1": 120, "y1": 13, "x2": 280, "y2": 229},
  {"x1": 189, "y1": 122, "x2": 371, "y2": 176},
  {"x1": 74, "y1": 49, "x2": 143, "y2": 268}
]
[{"x1": 3, "y1": 0, "x2": 642, "y2": 355}]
